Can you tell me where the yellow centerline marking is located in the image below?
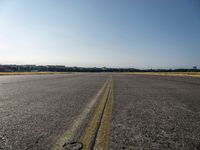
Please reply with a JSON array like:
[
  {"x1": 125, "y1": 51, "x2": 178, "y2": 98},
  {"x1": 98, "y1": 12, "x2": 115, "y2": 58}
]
[
  {"x1": 94, "y1": 79, "x2": 113, "y2": 150},
  {"x1": 80, "y1": 77, "x2": 113, "y2": 150},
  {"x1": 54, "y1": 78, "x2": 109, "y2": 150}
]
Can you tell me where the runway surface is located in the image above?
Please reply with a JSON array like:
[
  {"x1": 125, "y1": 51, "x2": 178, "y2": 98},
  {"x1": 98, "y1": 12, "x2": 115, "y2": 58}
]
[
  {"x1": 110, "y1": 74, "x2": 200, "y2": 150},
  {"x1": 0, "y1": 73, "x2": 200, "y2": 149}
]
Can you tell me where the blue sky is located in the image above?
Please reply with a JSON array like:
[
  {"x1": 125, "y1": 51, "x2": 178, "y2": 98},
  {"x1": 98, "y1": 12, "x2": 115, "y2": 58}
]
[{"x1": 0, "y1": 0, "x2": 200, "y2": 69}]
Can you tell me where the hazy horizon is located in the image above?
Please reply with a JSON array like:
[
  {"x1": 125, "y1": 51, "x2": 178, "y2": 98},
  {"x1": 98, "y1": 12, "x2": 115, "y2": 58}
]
[{"x1": 0, "y1": 0, "x2": 200, "y2": 69}]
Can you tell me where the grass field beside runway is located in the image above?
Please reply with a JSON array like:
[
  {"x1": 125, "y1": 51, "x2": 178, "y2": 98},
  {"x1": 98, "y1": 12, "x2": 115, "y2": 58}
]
[
  {"x1": 125, "y1": 72, "x2": 200, "y2": 77},
  {"x1": 1, "y1": 72, "x2": 200, "y2": 77},
  {"x1": 0, "y1": 72, "x2": 68, "y2": 76}
]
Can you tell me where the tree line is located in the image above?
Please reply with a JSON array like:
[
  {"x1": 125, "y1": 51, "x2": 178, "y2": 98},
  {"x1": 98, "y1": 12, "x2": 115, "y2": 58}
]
[{"x1": 0, "y1": 64, "x2": 199, "y2": 72}]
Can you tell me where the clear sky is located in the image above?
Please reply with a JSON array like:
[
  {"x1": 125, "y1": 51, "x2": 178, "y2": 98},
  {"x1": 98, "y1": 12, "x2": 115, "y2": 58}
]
[{"x1": 0, "y1": 0, "x2": 200, "y2": 69}]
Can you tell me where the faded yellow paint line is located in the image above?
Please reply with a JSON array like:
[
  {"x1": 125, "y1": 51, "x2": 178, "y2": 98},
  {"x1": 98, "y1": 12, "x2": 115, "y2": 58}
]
[
  {"x1": 80, "y1": 77, "x2": 113, "y2": 150},
  {"x1": 54, "y1": 78, "x2": 109, "y2": 150},
  {"x1": 94, "y1": 80, "x2": 113, "y2": 150}
]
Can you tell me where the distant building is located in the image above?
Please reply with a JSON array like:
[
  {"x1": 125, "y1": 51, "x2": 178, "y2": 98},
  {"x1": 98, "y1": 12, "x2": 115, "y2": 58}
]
[
  {"x1": 0, "y1": 66, "x2": 6, "y2": 72},
  {"x1": 102, "y1": 67, "x2": 107, "y2": 71},
  {"x1": 193, "y1": 66, "x2": 197, "y2": 70}
]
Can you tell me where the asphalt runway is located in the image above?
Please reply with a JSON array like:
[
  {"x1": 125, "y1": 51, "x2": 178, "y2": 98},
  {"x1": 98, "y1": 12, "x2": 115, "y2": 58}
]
[
  {"x1": 0, "y1": 73, "x2": 108, "y2": 150},
  {"x1": 110, "y1": 74, "x2": 200, "y2": 150},
  {"x1": 0, "y1": 73, "x2": 200, "y2": 150}
]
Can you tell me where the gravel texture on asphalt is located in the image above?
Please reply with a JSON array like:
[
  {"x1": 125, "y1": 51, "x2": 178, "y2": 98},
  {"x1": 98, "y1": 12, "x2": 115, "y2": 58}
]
[
  {"x1": 110, "y1": 74, "x2": 200, "y2": 150},
  {"x1": 1, "y1": 73, "x2": 200, "y2": 150},
  {"x1": 0, "y1": 73, "x2": 108, "y2": 150}
]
